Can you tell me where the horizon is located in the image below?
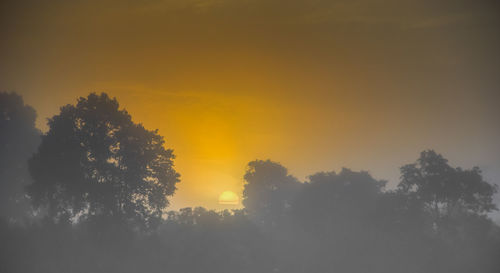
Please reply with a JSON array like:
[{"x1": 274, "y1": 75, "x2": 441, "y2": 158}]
[
  {"x1": 2, "y1": 1, "x2": 500, "y2": 272},
  {"x1": 2, "y1": 1, "x2": 499, "y2": 214},
  {"x1": 10, "y1": 91, "x2": 500, "y2": 220}
]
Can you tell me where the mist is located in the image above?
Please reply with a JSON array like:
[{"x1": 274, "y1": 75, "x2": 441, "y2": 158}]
[
  {"x1": 0, "y1": 91, "x2": 499, "y2": 272},
  {"x1": 2, "y1": 0, "x2": 500, "y2": 272}
]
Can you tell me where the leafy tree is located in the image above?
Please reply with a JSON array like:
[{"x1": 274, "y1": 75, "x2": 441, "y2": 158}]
[
  {"x1": 242, "y1": 160, "x2": 301, "y2": 227},
  {"x1": 28, "y1": 93, "x2": 179, "y2": 230},
  {"x1": 292, "y1": 168, "x2": 386, "y2": 232},
  {"x1": 398, "y1": 150, "x2": 497, "y2": 220},
  {"x1": 286, "y1": 169, "x2": 391, "y2": 273},
  {"x1": 0, "y1": 92, "x2": 40, "y2": 222}
]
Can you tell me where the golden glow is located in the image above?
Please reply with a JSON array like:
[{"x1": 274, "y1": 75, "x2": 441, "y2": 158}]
[
  {"x1": 2, "y1": 0, "x2": 499, "y2": 211},
  {"x1": 218, "y1": 191, "x2": 239, "y2": 205}
]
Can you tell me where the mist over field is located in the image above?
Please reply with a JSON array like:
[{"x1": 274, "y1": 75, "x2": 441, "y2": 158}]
[
  {"x1": 1, "y1": 92, "x2": 499, "y2": 273},
  {"x1": 1, "y1": 0, "x2": 500, "y2": 272}
]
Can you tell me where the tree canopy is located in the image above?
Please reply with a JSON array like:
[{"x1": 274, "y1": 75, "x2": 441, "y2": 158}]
[
  {"x1": 0, "y1": 92, "x2": 499, "y2": 273},
  {"x1": 243, "y1": 159, "x2": 301, "y2": 227},
  {"x1": 398, "y1": 150, "x2": 497, "y2": 219},
  {"x1": 292, "y1": 168, "x2": 386, "y2": 232},
  {"x1": 27, "y1": 93, "x2": 179, "y2": 230},
  {"x1": 0, "y1": 92, "x2": 40, "y2": 222}
]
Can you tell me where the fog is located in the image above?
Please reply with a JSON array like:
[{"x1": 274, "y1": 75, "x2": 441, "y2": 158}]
[
  {"x1": 1, "y1": 92, "x2": 499, "y2": 273},
  {"x1": 2, "y1": 1, "x2": 500, "y2": 271}
]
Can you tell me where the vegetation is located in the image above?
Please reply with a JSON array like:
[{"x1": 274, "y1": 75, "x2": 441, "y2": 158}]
[
  {"x1": 27, "y1": 93, "x2": 179, "y2": 231},
  {"x1": 0, "y1": 92, "x2": 40, "y2": 223},
  {"x1": 1, "y1": 92, "x2": 499, "y2": 273}
]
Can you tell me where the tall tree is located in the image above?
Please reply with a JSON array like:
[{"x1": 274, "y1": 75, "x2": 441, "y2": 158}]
[
  {"x1": 398, "y1": 150, "x2": 497, "y2": 222},
  {"x1": 0, "y1": 92, "x2": 40, "y2": 222},
  {"x1": 243, "y1": 160, "x2": 301, "y2": 227},
  {"x1": 28, "y1": 93, "x2": 179, "y2": 230}
]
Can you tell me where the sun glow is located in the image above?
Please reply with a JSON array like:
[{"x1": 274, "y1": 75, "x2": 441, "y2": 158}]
[{"x1": 218, "y1": 191, "x2": 239, "y2": 205}]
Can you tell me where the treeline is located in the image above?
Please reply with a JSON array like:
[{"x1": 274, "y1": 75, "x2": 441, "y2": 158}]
[{"x1": 1, "y1": 92, "x2": 499, "y2": 273}]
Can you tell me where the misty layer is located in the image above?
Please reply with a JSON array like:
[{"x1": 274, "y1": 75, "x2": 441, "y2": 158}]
[{"x1": 0, "y1": 92, "x2": 499, "y2": 273}]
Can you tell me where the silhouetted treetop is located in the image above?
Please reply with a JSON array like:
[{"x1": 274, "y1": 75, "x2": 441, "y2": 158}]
[
  {"x1": 292, "y1": 168, "x2": 386, "y2": 232},
  {"x1": 0, "y1": 92, "x2": 40, "y2": 222},
  {"x1": 243, "y1": 160, "x2": 301, "y2": 227},
  {"x1": 28, "y1": 93, "x2": 179, "y2": 230},
  {"x1": 398, "y1": 150, "x2": 497, "y2": 218}
]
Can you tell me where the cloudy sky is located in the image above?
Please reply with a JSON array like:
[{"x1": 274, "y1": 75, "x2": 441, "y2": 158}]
[{"x1": 1, "y1": 0, "x2": 499, "y2": 212}]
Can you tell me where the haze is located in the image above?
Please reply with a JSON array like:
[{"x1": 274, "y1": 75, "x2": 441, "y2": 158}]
[{"x1": 1, "y1": 0, "x2": 499, "y2": 212}]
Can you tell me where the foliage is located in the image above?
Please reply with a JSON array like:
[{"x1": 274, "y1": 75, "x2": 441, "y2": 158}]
[
  {"x1": 398, "y1": 150, "x2": 497, "y2": 219},
  {"x1": 1, "y1": 93, "x2": 499, "y2": 272},
  {"x1": 292, "y1": 168, "x2": 386, "y2": 233},
  {"x1": 243, "y1": 159, "x2": 302, "y2": 227},
  {"x1": 0, "y1": 92, "x2": 40, "y2": 222},
  {"x1": 27, "y1": 93, "x2": 179, "y2": 230}
]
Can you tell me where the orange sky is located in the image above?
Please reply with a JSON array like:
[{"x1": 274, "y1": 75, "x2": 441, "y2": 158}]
[{"x1": 1, "y1": 0, "x2": 500, "y2": 210}]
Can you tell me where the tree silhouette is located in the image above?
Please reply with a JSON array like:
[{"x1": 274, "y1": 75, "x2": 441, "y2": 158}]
[
  {"x1": 292, "y1": 168, "x2": 386, "y2": 232},
  {"x1": 242, "y1": 160, "x2": 301, "y2": 228},
  {"x1": 27, "y1": 93, "x2": 179, "y2": 230},
  {"x1": 0, "y1": 92, "x2": 40, "y2": 223},
  {"x1": 398, "y1": 150, "x2": 497, "y2": 223},
  {"x1": 0, "y1": 145, "x2": 498, "y2": 273}
]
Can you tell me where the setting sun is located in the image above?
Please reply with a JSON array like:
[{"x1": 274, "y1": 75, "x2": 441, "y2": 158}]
[
  {"x1": 2, "y1": 0, "x2": 500, "y2": 271},
  {"x1": 218, "y1": 191, "x2": 239, "y2": 205}
]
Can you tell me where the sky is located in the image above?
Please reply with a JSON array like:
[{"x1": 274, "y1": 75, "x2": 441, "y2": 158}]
[{"x1": 1, "y1": 0, "x2": 499, "y2": 213}]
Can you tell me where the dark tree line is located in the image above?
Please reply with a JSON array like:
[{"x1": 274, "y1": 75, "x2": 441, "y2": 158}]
[{"x1": 1, "y1": 92, "x2": 499, "y2": 273}]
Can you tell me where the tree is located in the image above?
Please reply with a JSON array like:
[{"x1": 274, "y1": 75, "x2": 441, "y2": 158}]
[
  {"x1": 285, "y1": 169, "x2": 387, "y2": 272},
  {"x1": 398, "y1": 150, "x2": 497, "y2": 225},
  {"x1": 242, "y1": 160, "x2": 301, "y2": 227},
  {"x1": 396, "y1": 151, "x2": 500, "y2": 273},
  {"x1": 0, "y1": 92, "x2": 40, "y2": 223},
  {"x1": 292, "y1": 168, "x2": 386, "y2": 229},
  {"x1": 28, "y1": 93, "x2": 179, "y2": 230}
]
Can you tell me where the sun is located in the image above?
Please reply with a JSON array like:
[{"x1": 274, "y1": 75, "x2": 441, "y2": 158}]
[{"x1": 218, "y1": 191, "x2": 239, "y2": 205}]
